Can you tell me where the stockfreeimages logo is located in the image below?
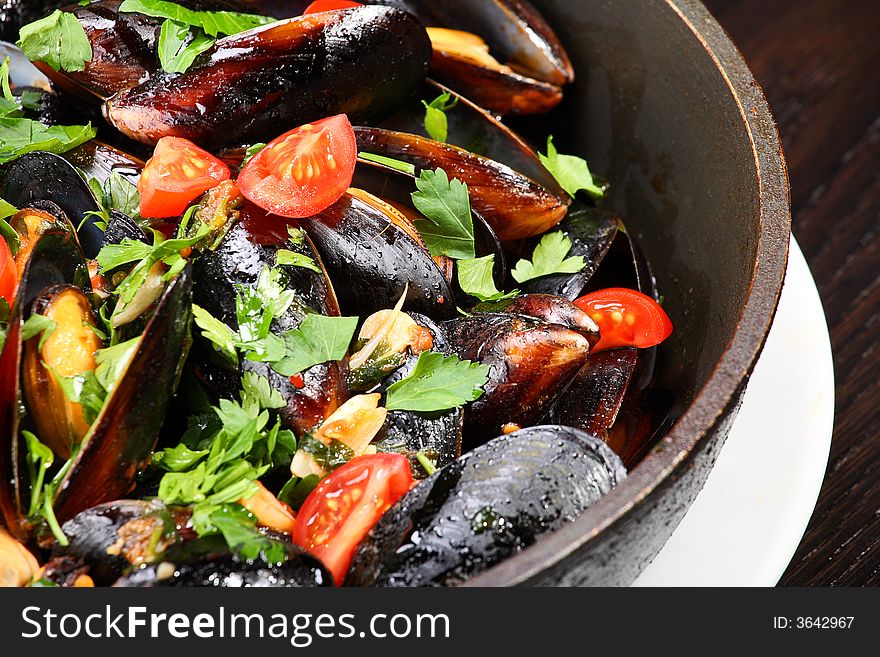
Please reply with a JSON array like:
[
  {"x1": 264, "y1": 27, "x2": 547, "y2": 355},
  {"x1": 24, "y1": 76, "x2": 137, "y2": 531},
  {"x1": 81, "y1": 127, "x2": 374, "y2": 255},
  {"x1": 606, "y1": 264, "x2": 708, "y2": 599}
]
[{"x1": 20, "y1": 606, "x2": 451, "y2": 646}]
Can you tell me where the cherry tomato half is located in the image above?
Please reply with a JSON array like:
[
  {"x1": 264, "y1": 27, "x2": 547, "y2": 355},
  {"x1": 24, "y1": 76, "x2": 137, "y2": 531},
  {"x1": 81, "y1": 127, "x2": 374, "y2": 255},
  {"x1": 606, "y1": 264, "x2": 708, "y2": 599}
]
[
  {"x1": 293, "y1": 453, "x2": 413, "y2": 585},
  {"x1": 574, "y1": 287, "x2": 673, "y2": 352},
  {"x1": 237, "y1": 115, "x2": 357, "y2": 219},
  {"x1": 0, "y1": 236, "x2": 16, "y2": 304},
  {"x1": 303, "y1": 0, "x2": 362, "y2": 14},
  {"x1": 138, "y1": 137, "x2": 231, "y2": 219}
]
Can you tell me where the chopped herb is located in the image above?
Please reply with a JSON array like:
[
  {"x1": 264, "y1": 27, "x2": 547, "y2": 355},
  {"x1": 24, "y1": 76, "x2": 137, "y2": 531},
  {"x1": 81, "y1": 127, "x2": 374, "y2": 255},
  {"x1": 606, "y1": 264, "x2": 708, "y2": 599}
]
[
  {"x1": 95, "y1": 238, "x2": 153, "y2": 273},
  {"x1": 359, "y1": 152, "x2": 416, "y2": 176},
  {"x1": 300, "y1": 434, "x2": 355, "y2": 472},
  {"x1": 118, "y1": 0, "x2": 276, "y2": 37},
  {"x1": 415, "y1": 451, "x2": 437, "y2": 476},
  {"x1": 411, "y1": 168, "x2": 475, "y2": 260},
  {"x1": 511, "y1": 231, "x2": 585, "y2": 284},
  {"x1": 539, "y1": 135, "x2": 605, "y2": 200},
  {"x1": 194, "y1": 503, "x2": 286, "y2": 564},
  {"x1": 20, "y1": 313, "x2": 56, "y2": 349},
  {"x1": 276, "y1": 249, "x2": 322, "y2": 273},
  {"x1": 278, "y1": 474, "x2": 320, "y2": 511},
  {"x1": 192, "y1": 303, "x2": 239, "y2": 366},
  {"x1": 154, "y1": 373, "x2": 295, "y2": 513},
  {"x1": 457, "y1": 255, "x2": 519, "y2": 302},
  {"x1": 422, "y1": 91, "x2": 458, "y2": 143},
  {"x1": 17, "y1": 10, "x2": 93, "y2": 73},
  {"x1": 242, "y1": 142, "x2": 266, "y2": 167},
  {"x1": 271, "y1": 314, "x2": 358, "y2": 377},
  {"x1": 385, "y1": 351, "x2": 489, "y2": 413},
  {"x1": 157, "y1": 19, "x2": 214, "y2": 73},
  {"x1": 0, "y1": 117, "x2": 96, "y2": 166}
]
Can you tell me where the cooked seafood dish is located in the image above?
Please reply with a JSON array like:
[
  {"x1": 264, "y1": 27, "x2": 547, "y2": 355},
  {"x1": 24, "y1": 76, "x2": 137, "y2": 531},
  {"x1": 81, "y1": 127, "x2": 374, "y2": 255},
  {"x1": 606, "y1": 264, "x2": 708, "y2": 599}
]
[{"x1": 0, "y1": 0, "x2": 675, "y2": 587}]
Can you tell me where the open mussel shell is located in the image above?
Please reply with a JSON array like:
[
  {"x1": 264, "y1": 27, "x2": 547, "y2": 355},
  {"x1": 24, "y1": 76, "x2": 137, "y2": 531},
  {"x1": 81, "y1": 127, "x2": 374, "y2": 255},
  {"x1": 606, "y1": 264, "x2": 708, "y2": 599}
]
[
  {"x1": 54, "y1": 499, "x2": 192, "y2": 586},
  {"x1": 191, "y1": 212, "x2": 348, "y2": 435},
  {"x1": 304, "y1": 192, "x2": 456, "y2": 319},
  {"x1": 114, "y1": 536, "x2": 333, "y2": 587},
  {"x1": 443, "y1": 313, "x2": 590, "y2": 444},
  {"x1": 470, "y1": 294, "x2": 599, "y2": 346},
  {"x1": 105, "y1": 6, "x2": 432, "y2": 149},
  {"x1": 519, "y1": 204, "x2": 622, "y2": 300},
  {"x1": 355, "y1": 126, "x2": 569, "y2": 240},
  {"x1": 351, "y1": 159, "x2": 507, "y2": 289},
  {"x1": 63, "y1": 139, "x2": 144, "y2": 191},
  {"x1": 33, "y1": 1, "x2": 162, "y2": 101},
  {"x1": 360, "y1": 0, "x2": 571, "y2": 115},
  {"x1": 22, "y1": 285, "x2": 103, "y2": 461},
  {"x1": 345, "y1": 425, "x2": 625, "y2": 587},
  {"x1": 49, "y1": 266, "x2": 192, "y2": 523},
  {"x1": 379, "y1": 79, "x2": 564, "y2": 196},
  {"x1": 0, "y1": 151, "x2": 106, "y2": 258},
  {"x1": 547, "y1": 347, "x2": 639, "y2": 439},
  {"x1": 0, "y1": 222, "x2": 89, "y2": 537},
  {"x1": 374, "y1": 314, "x2": 463, "y2": 476}
]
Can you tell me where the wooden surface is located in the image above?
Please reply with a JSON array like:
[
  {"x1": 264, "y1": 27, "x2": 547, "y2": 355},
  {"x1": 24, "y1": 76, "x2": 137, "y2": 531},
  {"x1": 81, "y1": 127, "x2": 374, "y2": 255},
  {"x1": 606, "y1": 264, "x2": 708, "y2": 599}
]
[{"x1": 704, "y1": 0, "x2": 880, "y2": 586}]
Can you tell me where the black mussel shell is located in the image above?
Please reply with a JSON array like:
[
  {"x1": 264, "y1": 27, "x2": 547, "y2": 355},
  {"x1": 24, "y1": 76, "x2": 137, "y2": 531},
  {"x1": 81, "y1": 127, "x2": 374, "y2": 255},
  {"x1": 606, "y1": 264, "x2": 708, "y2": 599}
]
[
  {"x1": 105, "y1": 7, "x2": 432, "y2": 149},
  {"x1": 114, "y1": 536, "x2": 332, "y2": 587},
  {"x1": 443, "y1": 314, "x2": 590, "y2": 443},
  {"x1": 345, "y1": 425, "x2": 625, "y2": 587},
  {"x1": 519, "y1": 204, "x2": 621, "y2": 300},
  {"x1": 470, "y1": 294, "x2": 599, "y2": 345},
  {"x1": 373, "y1": 313, "x2": 463, "y2": 476},
  {"x1": 55, "y1": 499, "x2": 191, "y2": 586},
  {"x1": 303, "y1": 192, "x2": 456, "y2": 319},
  {"x1": 0, "y1": 151, "x2": 105, "y2": 258}
]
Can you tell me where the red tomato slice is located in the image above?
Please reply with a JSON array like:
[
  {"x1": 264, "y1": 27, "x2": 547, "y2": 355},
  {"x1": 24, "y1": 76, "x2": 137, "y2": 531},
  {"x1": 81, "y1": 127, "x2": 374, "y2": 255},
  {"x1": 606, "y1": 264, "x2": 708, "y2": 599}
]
[
  {"x1": 237, "y1": 115, "x2": 357, "y2": 219},
  {"x1": 138, "y1": 137, "x2": 231, "y2": 219},
  {"x1": 574, "y1": 288, "x2": 673, "y2": 352},
  {"x1": 303, "y1": 0, "x2": 362, "y2": 14},
  {"x1": 293, "y1": 453, "x2": 413, "y2": 585},
  {"x1": 0, "y1": 236, "x2": 16, "y2": 304}
]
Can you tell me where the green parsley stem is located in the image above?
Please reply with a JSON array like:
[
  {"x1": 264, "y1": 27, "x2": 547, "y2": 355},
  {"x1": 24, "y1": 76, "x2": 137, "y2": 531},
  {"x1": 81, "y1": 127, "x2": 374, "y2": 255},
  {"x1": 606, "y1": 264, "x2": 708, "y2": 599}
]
[
  {"x1": 42, "y1": 490, "x2": 69, "y2": 547},
  {"x1": 416, "y1": 451, "x2": 437, "y2": 476}
]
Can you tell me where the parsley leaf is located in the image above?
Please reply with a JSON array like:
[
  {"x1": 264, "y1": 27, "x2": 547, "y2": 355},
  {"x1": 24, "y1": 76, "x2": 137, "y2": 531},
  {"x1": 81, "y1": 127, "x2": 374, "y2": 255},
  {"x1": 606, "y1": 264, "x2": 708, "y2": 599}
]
[
  {"x1": 0, "y1": 117, "x2": 96, "y2": 165},
  {"x1": 20, "y1": 314, "x2": 56, "y2": 349},
  {"x1": 411, "y1": 168, "x2": 475, "y2": 260},
  {"x1": 422, "y1": 91, "x2": 458, "y2": 143},
  {"x1": 195, "y1": 503, "x2": 286, "y2": 564},
  {"x1": 157, "y1": 19, "x2": 214, "y2": 73},
  {"x1": 272, "y1": 314, "x2": 359, "y2": 377},
  {"x1": 359, "y1": 152, "x2": 416, "y2": 176},
  {"x1": 118, "y1": 0, "x2": 276, "y2": 37},
  {"x1": 276, "y1": 249, "x2": 322, "y2": 273},
  {"x1": 511, "y1": 231, "x2": 585, "y2": 284},
  {"x1": 241, "y1": 370, "x2": 285, "y2": 410},
  {"x1": 95, "y1": 238, "x2": 153, "y2": 272},
  {"x1": 192, "y1": 303, "x2": 239, "y2": 366},
  {"x1": 539, "y1": 136, "x2": 605, "y2": 199},
  {"x1": 242, "y1": 142, "x2": 266, "y2": 167},
  {"x1": 457, "y1": 255, "x2": 519, "y2": 302},
  {"x1": 385, "y1": 351, "x2": 489, "y2": 412},
  {"x1": 17, "y1": 10, "x2": 93, "y2": 73}
]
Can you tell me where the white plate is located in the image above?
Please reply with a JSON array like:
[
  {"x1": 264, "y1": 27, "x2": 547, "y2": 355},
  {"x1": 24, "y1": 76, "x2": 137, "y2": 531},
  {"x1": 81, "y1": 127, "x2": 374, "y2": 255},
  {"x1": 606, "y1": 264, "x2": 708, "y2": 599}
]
[{"x1": 632, "y1": 236, "x2": 835, "y2": 587}]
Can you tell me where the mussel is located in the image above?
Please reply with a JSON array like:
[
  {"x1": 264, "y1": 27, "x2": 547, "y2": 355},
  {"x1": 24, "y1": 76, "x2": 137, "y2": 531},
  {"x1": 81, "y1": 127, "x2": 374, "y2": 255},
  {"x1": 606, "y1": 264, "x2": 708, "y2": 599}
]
[
  {"x1": 443, "y1": 313, "x2": 591, "y2": 443},
  {"x1": 356, "y1": 0, "x2": 573, "y2": 115},
  {"x1": 0, "y1": 151, "x2": 106, "y2": 258},
  {"x1": 191, "y1": 207, "x2": 349, "y2": 435},
  {"x1": 345, "y1": 425, "x2": 625, "y2": 587},
  {"x1": 303, "y1": 191, "x2": 456, "y2": 319},
  {"x1": 379, "y1": 79, "x2": 564, "y2": 195},
  {"x1": 371, "y1": 313, "x2": 463, "y2": 476},
  {"x1": 470, "y1": 293, "x2": 600, "y2": 344},
  {"x1": 114, "y1": 538, "x2": 332, "y2": 587},
  {"x1": 519, "y1": 204, "x2": 622, "y2": 300},
  {"x1": 105, "y1": 7, "x2": 432, "y2": 148},
  {"x1": 0, "y1": 204, "x2": 193, "y2": 534},
  {"x1": 355, "y1": 126, "x2": 569, "y2": 240}
]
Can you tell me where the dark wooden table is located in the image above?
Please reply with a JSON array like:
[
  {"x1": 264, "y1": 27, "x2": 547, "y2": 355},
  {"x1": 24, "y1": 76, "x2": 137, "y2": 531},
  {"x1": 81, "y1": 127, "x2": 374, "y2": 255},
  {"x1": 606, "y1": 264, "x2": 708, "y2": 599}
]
[{"x1": 703, "y1": 0, "x2": 880, "y2": 586}]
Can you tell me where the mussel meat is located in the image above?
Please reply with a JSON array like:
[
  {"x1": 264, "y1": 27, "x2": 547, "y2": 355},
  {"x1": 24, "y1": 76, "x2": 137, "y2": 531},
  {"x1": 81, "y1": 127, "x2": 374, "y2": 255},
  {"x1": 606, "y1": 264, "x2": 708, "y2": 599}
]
[{"x1": 345, "y1": 425, "x2": 625, "y2": 587}]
